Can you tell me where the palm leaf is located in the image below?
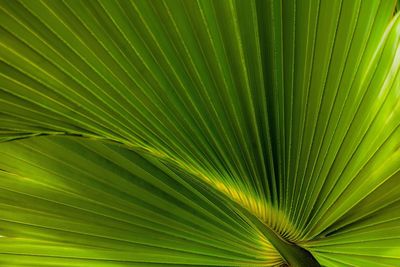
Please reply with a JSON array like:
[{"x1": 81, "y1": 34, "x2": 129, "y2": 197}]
[{"x1": 0, "y1": 0, "x2": 399, "y2": 266}]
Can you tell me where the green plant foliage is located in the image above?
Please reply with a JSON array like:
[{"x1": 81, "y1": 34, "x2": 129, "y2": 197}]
[{"x1": 0, "y1": 0, "x2": 399, "y2": 266}]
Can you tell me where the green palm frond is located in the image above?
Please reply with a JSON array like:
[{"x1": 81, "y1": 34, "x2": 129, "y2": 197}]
[{"x1": 0, "y1": 0, "x2": 399, "y2": 266}]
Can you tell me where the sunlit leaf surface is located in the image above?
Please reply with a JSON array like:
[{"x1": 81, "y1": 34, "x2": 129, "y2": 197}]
[{"x1": 0, "y1": 0, "x2": 399, "y2": 266}]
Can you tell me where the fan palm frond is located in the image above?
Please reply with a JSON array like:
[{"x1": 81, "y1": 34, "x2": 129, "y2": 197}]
[{"x1": 0, "y1": 0, "x2": 399, "y2": 266}]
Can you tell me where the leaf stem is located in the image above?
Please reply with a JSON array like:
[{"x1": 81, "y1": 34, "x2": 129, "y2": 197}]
[{"x1": 234, "y1": 203, "x2": 320, "y2": 266}]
